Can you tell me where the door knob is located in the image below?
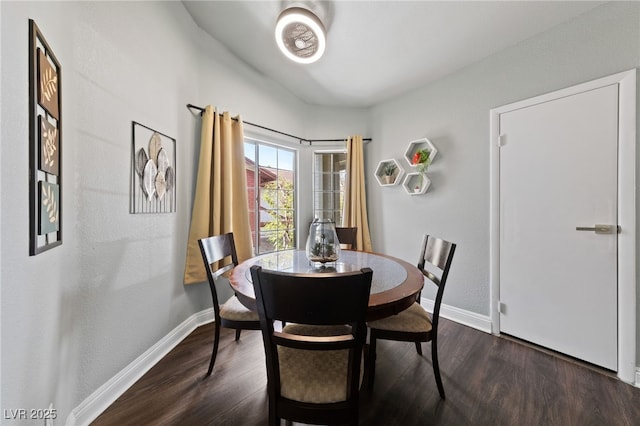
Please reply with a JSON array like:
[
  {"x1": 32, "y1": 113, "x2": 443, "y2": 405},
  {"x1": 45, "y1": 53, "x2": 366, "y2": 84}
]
[{"x1": 575, "y1": 224, "x2": 621, "y2": 234}]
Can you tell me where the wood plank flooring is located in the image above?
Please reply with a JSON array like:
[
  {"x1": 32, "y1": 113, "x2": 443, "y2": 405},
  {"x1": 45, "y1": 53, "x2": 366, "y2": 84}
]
[{"x1": 92, "y1": 318, "x2": 640, "y2": 425}]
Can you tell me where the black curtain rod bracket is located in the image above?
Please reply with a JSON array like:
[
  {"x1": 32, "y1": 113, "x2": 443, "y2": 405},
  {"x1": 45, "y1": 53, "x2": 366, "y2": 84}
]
[
  {"x1": 187, "y1": 103, "x2": 205, "y2": 115},
  {"x1": 186, "y1": 103, "x2": 371, "y2": 144}
]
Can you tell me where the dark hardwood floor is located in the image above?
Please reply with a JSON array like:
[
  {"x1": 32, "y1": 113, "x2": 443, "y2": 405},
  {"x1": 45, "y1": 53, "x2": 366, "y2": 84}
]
[{"x1": 92, "y1": 318, "x2": 640, "y2": 426}]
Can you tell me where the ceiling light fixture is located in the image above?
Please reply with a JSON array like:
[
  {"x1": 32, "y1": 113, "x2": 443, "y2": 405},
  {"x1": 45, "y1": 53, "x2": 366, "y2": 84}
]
[{"x1": 275, "y1": 6, "x2": 326, "y2": 64}]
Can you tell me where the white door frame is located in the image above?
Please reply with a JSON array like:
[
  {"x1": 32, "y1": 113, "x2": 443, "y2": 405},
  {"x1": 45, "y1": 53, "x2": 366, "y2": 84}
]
[{"x1": 489, "y1": 69, "x2": 636, "y2": 384}]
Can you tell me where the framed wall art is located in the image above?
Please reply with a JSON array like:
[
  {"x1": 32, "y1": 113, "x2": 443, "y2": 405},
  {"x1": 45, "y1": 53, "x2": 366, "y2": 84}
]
[
  {"x1": 29, "y1": 19, "x2": 62, "y2": 255},
  {"x1": 130, "y1": 121, "x2": 176, "y2": 214}
]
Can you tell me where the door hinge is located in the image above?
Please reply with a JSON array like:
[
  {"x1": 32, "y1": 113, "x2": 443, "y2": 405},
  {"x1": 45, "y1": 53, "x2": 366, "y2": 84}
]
[
  {"x1": 498, "y1": 301, "x2": 507, "y2": 314},
  {"x1": 498, "y1": 134, "x2": 506, "y2": 147}
]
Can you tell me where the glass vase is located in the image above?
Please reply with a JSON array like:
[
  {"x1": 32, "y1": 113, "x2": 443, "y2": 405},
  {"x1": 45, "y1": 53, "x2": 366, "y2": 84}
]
[{"x1": 306, "y1": 218, "x2": 340, "y2": 265}]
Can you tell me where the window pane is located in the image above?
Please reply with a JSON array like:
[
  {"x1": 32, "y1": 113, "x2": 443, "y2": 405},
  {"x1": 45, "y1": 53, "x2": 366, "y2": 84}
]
[
  {"x1": 279, "y1": 149, "x2": 294, "y2": 171},
  {"x1": 262, "y1": 209, "x2": 278, "y2": 225},
  {"x1": 247, "y1": 139, "x2": 296, "y2": 254},
  {"x1": 259, "y1": 230, "x2": 276, "y2": 253},
  {"x1": 244, "y1": 141, "x2": 256, "y2": 163},
  {"x1": 259, "y1": 145, "x2": 277, "y2": 167},
  {"x1": 313, "y1": 152, "x2": 346, "y2": 223}
]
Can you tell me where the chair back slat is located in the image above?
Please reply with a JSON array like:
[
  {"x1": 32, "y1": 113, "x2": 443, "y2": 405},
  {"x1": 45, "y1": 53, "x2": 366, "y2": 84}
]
[
  {"x1": 417, "y1": 234, "x2": 456, "y2": 328},
  {"x1": 251, "y1": 267, "x2": 372, "y2": 326},
  {"x1": 335, "y1": 227, "x2": 358, "y2": 249},
  {"x1": 198, "y1": 233, "x2": 239, "y2": 281},
  {"x1": 420, "y1": 236, "x2": 455, "y2": 272}
]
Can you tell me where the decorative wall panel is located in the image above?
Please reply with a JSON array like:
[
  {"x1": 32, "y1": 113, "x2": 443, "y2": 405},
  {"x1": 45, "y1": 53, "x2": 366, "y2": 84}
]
[
  {"x1": 29, "y1": 19, "x2": 62, "y2": 255},
  {"x1": 130, "y1": 121, "x2": 176, "y2": 214}
]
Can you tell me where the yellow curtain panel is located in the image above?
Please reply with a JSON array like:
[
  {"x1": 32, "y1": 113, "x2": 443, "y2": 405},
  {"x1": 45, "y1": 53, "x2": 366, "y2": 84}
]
[
  {"x1": 343, "y1": 135, "x2": 373, "y2": 252},
  {"x1": 184, "y1": 106, "x2": 253, "y2": 285}
]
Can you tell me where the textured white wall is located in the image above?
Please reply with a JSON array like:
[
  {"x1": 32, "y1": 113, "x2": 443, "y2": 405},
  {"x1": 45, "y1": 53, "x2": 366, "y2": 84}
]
[
  {"x1": 366, "y1": 2, "x2": 640, "y2": 355},
  {"x1": 0, "y1": 1, "x2": 368, "y2": 423},
  {"x1": 0, "y1": 2, "x2": 203, "y2": 422}
]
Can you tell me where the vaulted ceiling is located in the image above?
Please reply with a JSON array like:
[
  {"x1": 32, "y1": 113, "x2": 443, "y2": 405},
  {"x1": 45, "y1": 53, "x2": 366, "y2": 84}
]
[{"x1": 183, "y1": 1, "x2": 604, "y2": 108}]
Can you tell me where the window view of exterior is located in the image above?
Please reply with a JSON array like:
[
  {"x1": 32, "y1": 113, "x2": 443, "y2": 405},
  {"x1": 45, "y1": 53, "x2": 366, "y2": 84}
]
[
  {"x1": 245, "y1": 139, "x2": 296, "y2": 254},
  {"x1": 312, "y1": 152, "x2": 347, "y2": 224}
]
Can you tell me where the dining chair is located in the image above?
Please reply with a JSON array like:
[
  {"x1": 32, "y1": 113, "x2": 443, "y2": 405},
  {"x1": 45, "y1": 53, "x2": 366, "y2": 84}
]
[
  {"x1": 335, "y1": 226, "x2": 358, "y2": 250},
  {"x1": 366, "y1": 234, "x2": 456, "y2": 399},
  {"x1": 250, "y1": 265, "x2": 373, "y2": 426},
  {"x1": 198, "y1": 233, "x2": 260, "y2": 377}
]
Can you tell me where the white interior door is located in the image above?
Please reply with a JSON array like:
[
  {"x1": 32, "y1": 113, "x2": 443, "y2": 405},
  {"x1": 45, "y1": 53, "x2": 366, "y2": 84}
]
[{"x1": 498, "y1": 84, "x2": 619, "y2": 370}]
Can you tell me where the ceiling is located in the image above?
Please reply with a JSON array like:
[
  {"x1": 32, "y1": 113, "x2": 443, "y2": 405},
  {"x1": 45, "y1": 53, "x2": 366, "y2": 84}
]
[{"x1": 182, "y1": 1, "x2": 604, "y2": 108}]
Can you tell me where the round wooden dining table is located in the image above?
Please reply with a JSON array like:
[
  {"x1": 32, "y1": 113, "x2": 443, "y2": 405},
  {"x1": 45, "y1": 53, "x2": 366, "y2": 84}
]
[{"x1": 229, "y1": 249, "x2": 424, "y2": 321}]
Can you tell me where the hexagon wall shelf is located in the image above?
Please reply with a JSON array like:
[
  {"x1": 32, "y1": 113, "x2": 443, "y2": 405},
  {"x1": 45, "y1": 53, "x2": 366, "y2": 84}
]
[
  {"x1": 404, "y1": 138, "x2": 438, "y2": 168},
  {"x1": 403, "y1": 172, "x2": 431, "y2": 195},
  {"x1": 374, "y1": 159, "x2": 404, "y2": 186}
]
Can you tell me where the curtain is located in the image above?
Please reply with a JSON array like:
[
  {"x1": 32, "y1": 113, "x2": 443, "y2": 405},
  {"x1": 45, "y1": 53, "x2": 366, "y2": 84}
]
[
  {"x1": 183, "y1": 106, "x2": 253, "y2": 285},
  {"x1": 342, "y1": 135, "x2": 373, "y2": 252}
]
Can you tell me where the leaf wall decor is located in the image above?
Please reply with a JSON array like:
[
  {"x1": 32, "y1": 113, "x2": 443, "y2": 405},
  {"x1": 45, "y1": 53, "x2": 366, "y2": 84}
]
[
  {"x1": 38, "y1": 116, "x2": 59, "y2": 175},
  {"x1": 38, "y1": 181, "x2": 59, "y2": 235},
  {"x1": 135, "y1": 148, "x2": 148, "y2": 177},
  {"x1": 142, "y1": 159, "x2": 157, "y2": 200},
  {"x1": 165, "y1": 167, "x2": 175, "y2": 191},
  {"x1": 41, "y1": 67, "x2": 57, "y2": 102},
  {"x1": 37, "y1": 48, "x2": 59, "y2": 119},
  {"x1": 155, "y1": 172, "x2": 167, "y2": 200},
  {"x1": 149, "y1": 132, "x2": 162, "y2": 164},
  {"x1": 30, "y1": 20, "x2": 62, "y2": 254},
  {"x1": 157, "y1": 148, "x2": 169, "y2": 175},
  {"x1": 131, "y1": 122, "x2": 176, "y2": 214}
]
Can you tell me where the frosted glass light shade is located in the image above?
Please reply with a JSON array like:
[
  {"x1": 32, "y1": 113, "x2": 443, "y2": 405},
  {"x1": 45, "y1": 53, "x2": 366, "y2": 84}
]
[{"x1": 275, "y1": 7, "x2": 326, "y2": 64}]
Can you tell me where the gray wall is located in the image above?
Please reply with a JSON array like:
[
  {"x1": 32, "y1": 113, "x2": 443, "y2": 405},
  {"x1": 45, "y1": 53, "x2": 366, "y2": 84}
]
[{"x1": 366, "y1": 0, "x2": 640, "y2": 358}]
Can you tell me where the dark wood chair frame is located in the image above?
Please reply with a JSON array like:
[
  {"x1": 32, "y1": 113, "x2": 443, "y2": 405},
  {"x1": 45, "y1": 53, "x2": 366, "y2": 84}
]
[
  {"x1": 335, "y1": 226, "x2": 358, "y2": 249},
  {"x1": 367, "y1": 235, "x2": 456, "y2": 399},
  {"x1": 198, "y1": 233, "x2": 260, "y2": 377},
  {"x1": 250, "y1": 265, "x2": 373, "y2": 426}
]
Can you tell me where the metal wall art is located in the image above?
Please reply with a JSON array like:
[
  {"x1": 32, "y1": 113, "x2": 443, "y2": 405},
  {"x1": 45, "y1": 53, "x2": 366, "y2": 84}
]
[
  {"x1": 131, "y1": 121, "x2": 176, "y2": 214},
  {"x1": 29, "y1": 19, "x2": 62, "y2": 255}
]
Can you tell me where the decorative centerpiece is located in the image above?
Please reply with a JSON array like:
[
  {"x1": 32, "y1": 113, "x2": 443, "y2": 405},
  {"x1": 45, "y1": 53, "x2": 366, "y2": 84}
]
[{"x1": 306, "y1": 218, "x2": 341, "y2": 265}]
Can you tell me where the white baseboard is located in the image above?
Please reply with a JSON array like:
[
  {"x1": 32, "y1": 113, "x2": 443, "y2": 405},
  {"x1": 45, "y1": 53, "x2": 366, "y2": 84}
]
[
  {"x1": 636, "y1": 368, "x2": 640, "y2": 388},
  {"x1": 65, "y1": 308, "x2": 214, "y2": 426},
  {"x1": 420, "y1": 297, "x2": 493, "y2": 334}
]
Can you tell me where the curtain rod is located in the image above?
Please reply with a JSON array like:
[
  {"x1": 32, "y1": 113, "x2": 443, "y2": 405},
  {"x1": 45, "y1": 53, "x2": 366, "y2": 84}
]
[{"x1": 186, "y1": 104, "x2": 371, "y2": 145}]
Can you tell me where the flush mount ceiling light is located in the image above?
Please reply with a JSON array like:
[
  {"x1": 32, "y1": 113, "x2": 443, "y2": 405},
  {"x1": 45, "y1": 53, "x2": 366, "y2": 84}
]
[{"x1": 275, "y1": 6, "x2": 326, "y2": 64}]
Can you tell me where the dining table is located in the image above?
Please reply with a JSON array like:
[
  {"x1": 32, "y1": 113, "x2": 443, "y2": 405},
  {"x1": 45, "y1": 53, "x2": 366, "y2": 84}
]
[{"x1": 229, "y1": 249, "x2": 424, "y2": 321}]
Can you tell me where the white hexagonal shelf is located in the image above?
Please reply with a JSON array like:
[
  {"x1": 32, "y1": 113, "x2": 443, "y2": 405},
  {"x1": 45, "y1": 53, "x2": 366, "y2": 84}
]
[
  {"x1": 374, "y1": 158, "x2": 404, "y2": 186},
  {"x1": 404, "y1": 138, "x2": 438, "y2": 168},
  {"x1": 402, "y1": 172, "x2": 431, "y2": 195}
]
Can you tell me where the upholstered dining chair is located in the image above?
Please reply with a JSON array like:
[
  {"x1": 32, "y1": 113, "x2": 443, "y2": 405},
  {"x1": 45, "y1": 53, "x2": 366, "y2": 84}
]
[
  {"x1": 335, "y1": 226, "x2": 358, "y2": 250},
  {"x1": 366, "y1": 234, "x2": 456, "y2": 399},
  {"x1": 198, "y1": 233, "x2": 260, "y2": 377},
  {"x1": 250, "y1": 265, "x2": 372, "y2": 426}
]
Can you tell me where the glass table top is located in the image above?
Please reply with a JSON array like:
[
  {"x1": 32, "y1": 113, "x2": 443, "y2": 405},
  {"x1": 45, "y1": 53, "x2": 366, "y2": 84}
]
[{"x1": 244, "y1": 250, "x2": 408, "y2": 294}]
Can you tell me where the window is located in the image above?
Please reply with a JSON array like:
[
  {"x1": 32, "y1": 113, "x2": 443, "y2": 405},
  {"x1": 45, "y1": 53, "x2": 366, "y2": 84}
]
[
  {"x1": 245, "y1": 138, "x2": 296, "y2": 254},
  {"x1": 312, "y1": 151, "x2": 347, "y2": 224}
]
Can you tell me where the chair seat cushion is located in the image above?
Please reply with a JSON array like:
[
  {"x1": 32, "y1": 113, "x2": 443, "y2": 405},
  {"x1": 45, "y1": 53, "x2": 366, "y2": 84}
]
[
  {"x1": 367, "y1": 302, "x2": 432, "y2": 333},
  {"x1": 278, "y1": 323, "x2": 355, "y2": 404},
  {"x1": 278, "y1": 346, "x2": 349, "y2": 404},
  {"x1": 219, "y1": 295, "x2": 259, "y2": 321}
]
